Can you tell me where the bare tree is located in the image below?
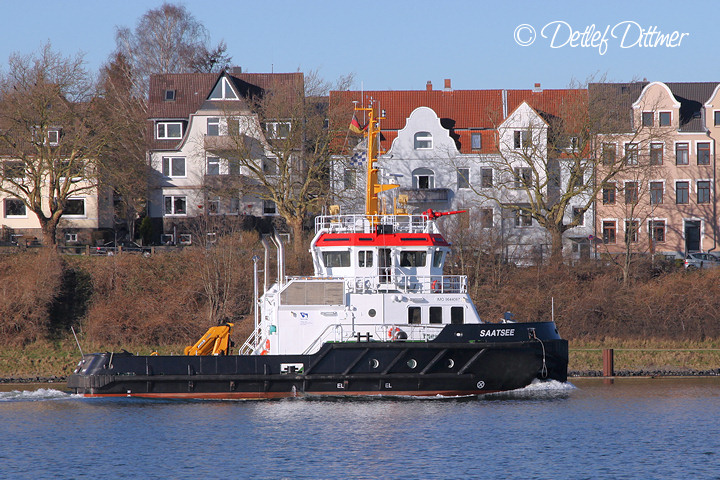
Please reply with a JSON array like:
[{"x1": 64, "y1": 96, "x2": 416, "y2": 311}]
[
  {"x1": 115, "y1": 2, "x2": 231, "y2": 95},
  {"x1": 216, "y1": 72, "x2": 355, "y2": 255},
  {"x1": 95, "y1": 52, "x2": 150, "y2": 241},
  {"x1": 0, "y1": 44, "x2": 108, "y2": 246}
]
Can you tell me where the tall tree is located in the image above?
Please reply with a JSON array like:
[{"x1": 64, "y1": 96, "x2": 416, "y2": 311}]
[
  {"x1": 95, "y1": 52, "x2": 150, "y2": 241},
  {"x1": 0, "y1": 44, "x2": 108, "y2": 246},
  {"x1": 115, "y1": 2, "x2": 231, "y2": 95}
]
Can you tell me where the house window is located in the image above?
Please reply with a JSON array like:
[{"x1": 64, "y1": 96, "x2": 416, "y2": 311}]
[
  {"x1": 602, "y1": 143, "x2": 616, "y2": 165},
  {"x1": 625, "y1": 182, "x2": 638, "y2": 204},
  {"x1": 572, "y1": 207, "x2": 584, "y2": 226},
  {"x1": 480, "y1": 168, "x2": 493, "y2": 188},
  {"x1": 697, "y1": 180, "x2": 711, "y2": 204},
  {"x1": 650, "y1": 182, "x2": 663, "y2": 205},
  {"x1": 457, "y1": 168, "x2": 470, "y2": 189},
  {"x1": 229, "y1": 198, "x2": 240, "y2": 214},
  {"x1": 697, "y1": 142, "x2": 711, "y2": 165},
  {"x1": 480, "y1": 208, "x2": 493, "y2": 228},
  {"x1": 156, "y1": 122, "x2": 183, "y2": 140},
  {"x1": 47, "y1": 129, "x2": 60, "y2": 146},
  {"x1": 602, "y1": 183, "x2": 616, "y2": 205},
  {"x1": 650, "y1": 220, "x2": 665, "y2": 243},
  {"x1": 3, "y1": 161, "x2": 24, "y2": 179},
  {"x1": 642, "y1": 112, "x2": 654, "y2": 127},
  {"x1": 263, "y1": 200, "x2": 277, "y2": 215},
  {"x1": 208, "y1": 77, "x2": 238, "y2": 100},
  {"x1": 164, "y1": 196, "x2": 187, "y2": 216},
  {"x1": 207, "y1": 117, "x2": 219, "y2": 136},
  {"x1": 64, "y1": 198, "x2": 86, "y2": 217},
  {"x1": 4, "y1": 198, "x2": 26, "y2": 217},
  {"x1": 676, "y1": 181, "x2": 689, "y2": 204},
  {"x1": 676, "y1": 143, "x2": 689, "y2": 165},
  {"x1": 262, "y1": 158, "x2": 278, "y2": 176},
  {"x1": 358, "y1": 250, "x2": 373, "y2": 268},
  {"x1": 659, "y1": 112, "x2": 671, "y2": 126},
  {"x1": 414, "y1": 131, "x2": 433, "y2": 149},
  {"x1": 65, "y1": 233, "x2": 78, "y2": 243},
  {"x1": 625, "y1": 143, "x2": 638, "y2": 165},
  {"x1": 625, "y1": 220, "x2": 639, "y2": 243},
  {"x1": 344, "y1": 168, "x2": 356, "y2": 189},
  {"x1": 513, "y1": 167, "x2": 532, "y2": 188},
  {"x1": 206, "y1": 156, "x2": 220, "y2": 176},
  {"x1": 513, "y1": 130, "x2": 530, "y2": 149},
  {"x1": 179, "y1": 234, "x2": 192, "y2": 245},
  {"x1": 164, "y1": 89, "x2": 176, "y2": 101},
  {"x1": 715, "y1": 111, "x2": 720, "y2": 127},
  {"x1": 568, "y1": 136, "x2": 579, "y2": 152},
  {"x1": 162, "y1": 157, "x2": 186, "y2": 177},
  {"x1": 208, "y1": 197, "x2": 220, "y2": 214},
  {"x1": 602, "y1": 220, "x2": 616, "y2": 244},
  {"x1": 650, "y1": 143, "x2": 663, "y2": 165},
  {"x1": 514, "y1": 207, "x2": 532, "y2": 227},
  {"x1": 265, "y1": 122, "x2": 291, "y2": 139},
  {"x1": 412, "y1": 168, "x2": 435, "y2": 189},
  {"x1": 471, "y1": 132, "x2": 482, "y2": 150}
]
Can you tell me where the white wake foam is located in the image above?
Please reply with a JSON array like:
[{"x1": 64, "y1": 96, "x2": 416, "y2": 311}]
[{"x1": 0, "y1": 388, "x2": 77, "y2": 402}]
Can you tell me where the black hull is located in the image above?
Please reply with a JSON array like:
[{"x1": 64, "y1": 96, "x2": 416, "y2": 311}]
[{"x1": 67, "y1": 323, "x2": 568, "y2": 399}]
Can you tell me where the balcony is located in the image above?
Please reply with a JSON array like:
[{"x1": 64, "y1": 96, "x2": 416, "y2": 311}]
[{"x1": 398, "y1": 188, "x2": 451, "y2": 205}]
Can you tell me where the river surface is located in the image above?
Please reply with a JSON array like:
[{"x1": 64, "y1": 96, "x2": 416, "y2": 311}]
[{"x1": 1, "y1": 378, "x2": 719, "y2": 479}]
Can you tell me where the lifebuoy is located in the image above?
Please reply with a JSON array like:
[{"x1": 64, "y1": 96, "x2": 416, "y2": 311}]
[
  {"x1": 431, "y1": 280, "x2": 440, "y2": 292},
  {"x1": 260, "y1": 339, "x2": 270, "y2": 355},
  {"x1": 388, "y1": 326, "x2": 400, "y2": 340}
]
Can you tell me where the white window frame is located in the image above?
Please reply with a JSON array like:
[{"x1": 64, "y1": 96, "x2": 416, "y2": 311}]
[
  {"x1": 471, "y1": 132, "x2": 482, "y2": 150},
  {"x1": 206, "y1": 156, "x2": 220, "y2": 176},
  {"x1": 264, "y1": 121, "x2": 291, "y2": 139},
  {"x1": 513, "y1": 167, "x2": 532, "y2": 189},
  {"x1": 4, "y1": 198, "x2": 27, "y2": 218},
  {"x1": 207, "y1": 117, "x2": 220, "y2": 136},
  {"x1": 179, "y1": 233, "x2": 192, "y2": 245},
  {"x1": 47, "y1": 128, "x2": 60, "y2": 146},
  {"x1": 156, "y1": 122, "x2": 183, "y2": 140},
  {"x1": 163, "y1": 195, "x2": 187, "y2": 216},
  {"x1": 412, "y1": 168, "x2": 435, "y2": 189},
  {"x1": 208, "y1": 77, "x2": 238, "y2": 100},
  {"x1": 162, "y1": 157, "x2": 186, "y2": 178},
  {"x1": 625, "y1": 142, "x2": 639, "y2": 165},
  {"x1": 63, "y1": 198, "x2": 86, "y2": 218},
  {"x1": 414, "y1": 131, "x2": 433, "y2": 150},
  {"x1": 65, "y1": 233, "x2": 78, "y2": 243},
  {"x1": 263, "y1": 200, "x2": 277, "y2": 215}
]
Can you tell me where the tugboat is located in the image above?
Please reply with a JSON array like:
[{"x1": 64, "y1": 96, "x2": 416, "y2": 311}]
[{"x1": 67, "y1": 105, "x2": 568, "y2": 399}]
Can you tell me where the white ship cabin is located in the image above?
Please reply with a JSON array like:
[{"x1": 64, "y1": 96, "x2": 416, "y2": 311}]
[{"x1": 242, "y1": 213, "x2": 484, "y2": 357}]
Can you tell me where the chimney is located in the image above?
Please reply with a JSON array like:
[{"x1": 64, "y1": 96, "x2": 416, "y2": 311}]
[
  {"x1": 230, "y1": 66, "x2": 243, "y2": 74},
  {"x1": 533, "y1": 82, "x2": 542, "y2": 92},
  {"x1": 426, "y1": 81, "x2": 432, "y2": 91},
  {"x1": 444, "y1": 79, "x2": 452, "y2": 91}
]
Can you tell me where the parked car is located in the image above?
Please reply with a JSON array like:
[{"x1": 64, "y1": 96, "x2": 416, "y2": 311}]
[
  {"x1": 684, "y1": 252, "x2": 720, "y2": 269},
  {"x1": 93, "y1": 240, "x2": 146, "y2": 256}
]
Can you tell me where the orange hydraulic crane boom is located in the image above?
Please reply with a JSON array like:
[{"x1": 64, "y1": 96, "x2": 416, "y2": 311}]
[{"x1": 184, "y1": 323, "x2": 234, "y2": 356}]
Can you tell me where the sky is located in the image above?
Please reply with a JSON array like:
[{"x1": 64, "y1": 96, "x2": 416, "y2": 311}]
[{"x1": 1, "y1": 0, "x2": 718, "y2": 91}]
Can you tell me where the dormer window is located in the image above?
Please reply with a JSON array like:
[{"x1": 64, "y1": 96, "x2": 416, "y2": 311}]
[
  {"x1": 156, "y1": 122, "x2": 183, "y2": 140},
  {"x1": 414, "y1": 131, "x2": 432, "y2": 149},
  {"x1": 208, "y1": 77, "x2": 238, "y2": 100},
  {"x1": 264, "y1": 121, "x2": 291, "y2": 139},
  {"x1": 164, "y1": 89, "x2": 176, "y2": 101}
]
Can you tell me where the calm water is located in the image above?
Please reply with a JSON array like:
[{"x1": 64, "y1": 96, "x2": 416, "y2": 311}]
[{"x1": 1, "y1": 378, "x2": 719, "y2": 480}]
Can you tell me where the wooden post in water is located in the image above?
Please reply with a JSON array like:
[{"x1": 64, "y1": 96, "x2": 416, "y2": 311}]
[{"x1": 602, "y1": 348, "x2": 615, "y2": 377}]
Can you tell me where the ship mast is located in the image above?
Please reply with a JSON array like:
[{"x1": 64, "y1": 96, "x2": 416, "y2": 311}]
[{"x1": 356, "y1": 105, "x2": 398, "y2": 216}]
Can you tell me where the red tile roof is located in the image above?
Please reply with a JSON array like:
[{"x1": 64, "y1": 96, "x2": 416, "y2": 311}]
[{"x1": 330, "y1": 88, "x2": 586, "y2": 154}]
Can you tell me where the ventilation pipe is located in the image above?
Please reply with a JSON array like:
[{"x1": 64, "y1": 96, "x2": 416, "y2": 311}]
[{"x1": 272, "y1": 229, "x2": 285, "y2": 287}]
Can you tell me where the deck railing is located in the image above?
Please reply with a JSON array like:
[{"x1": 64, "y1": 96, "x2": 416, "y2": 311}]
[
  {"x1": 284, "y1": 274, "x2": 467, "y2": 294},
  {"x1": 315, "y1": 214, "x2": 437, "y2": 234}
]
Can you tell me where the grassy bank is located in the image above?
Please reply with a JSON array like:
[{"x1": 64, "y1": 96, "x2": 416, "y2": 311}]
[{"x1": 1, "y1": 338, "x2": 719, "y2": 380}]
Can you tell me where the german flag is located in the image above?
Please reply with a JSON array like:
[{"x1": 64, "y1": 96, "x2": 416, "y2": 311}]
[{"x1": 349, "y1": 114, "x2": 364, "y2": 134}]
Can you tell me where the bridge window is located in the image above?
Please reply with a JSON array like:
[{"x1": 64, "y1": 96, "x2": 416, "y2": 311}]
[
  {"x1": 400, "y1": 251, "x2": 427, "y2": 267},
  {"x1": 358, "y1": 250, "x2": 373, "y2": 267},
  {"x1": 451, "y1": 306, "x2": 464, "y2": 324},
  {"x1": 432, "y1": 251, "x2": 444, "y2": 268},
  {"x1": 429, "y1": 307, "x2": 442, "y2": 324},
  {"x1": 408, "y1": 307, "x2": 421, "y2": 325},
  {"x1": 322, "y1": 251, "x2": 350, "y2": 268}
]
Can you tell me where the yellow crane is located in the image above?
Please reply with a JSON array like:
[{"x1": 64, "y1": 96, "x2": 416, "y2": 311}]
[{"x1": 184, "y1": 323, "x2": 234, "y2": 356}]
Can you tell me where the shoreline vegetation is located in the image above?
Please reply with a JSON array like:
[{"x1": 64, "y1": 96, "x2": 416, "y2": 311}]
[{"x1": 1, "y1": 242, "x2": 719, "y2": 381}]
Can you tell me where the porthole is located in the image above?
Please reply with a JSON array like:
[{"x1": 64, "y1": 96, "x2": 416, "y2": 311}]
[
  {"x1": 407, "y1": 359, "x2": 418, "y2": 369},
  {"x1": 447, "y1": 359, "x2": 455, "y2": 369},
  {"x1": 370, "y1": 359, "x2": 380, "y2": 369},
  {"x1": 368, "y1": 309, "x2": 376, "y2": 317}
]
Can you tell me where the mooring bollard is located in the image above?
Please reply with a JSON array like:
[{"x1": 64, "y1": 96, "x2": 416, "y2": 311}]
[{"x1": 603, "y1": 348, "x2": 615, "y2": 377}]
